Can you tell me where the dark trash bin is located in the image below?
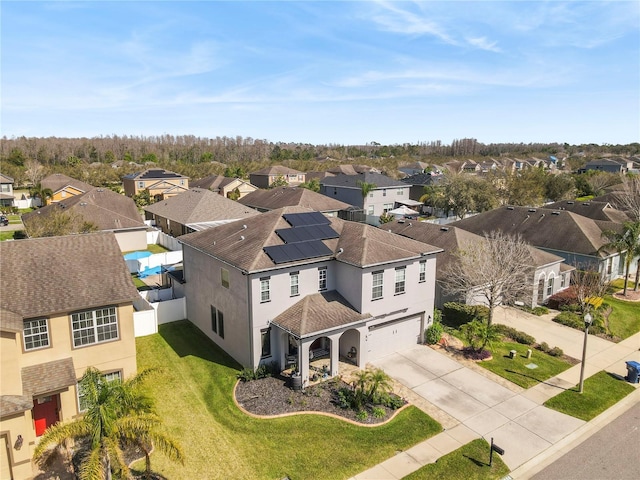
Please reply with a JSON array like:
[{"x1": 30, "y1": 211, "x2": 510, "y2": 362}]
[
  {"x1": 290, "y1": 374, "x2": 302, "y2": 390},
  {"x1": 625, "y1": 361, "x2": 640, "y2": 383}
]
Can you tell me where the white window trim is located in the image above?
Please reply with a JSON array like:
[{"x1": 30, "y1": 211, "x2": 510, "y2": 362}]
[
  {"x1": 290, "y1": 272, "x2": 299, "y2": 297},
  {"x1": 71, "y1": 307, "x2": 119, "y2": 348},
  {"x1": 395, "y1": 267, "x2": 406, "y2": 295},
  {"x1": 372, "y1": 271, "x2": 384, "y2": 300},
  {"x1": 419, "y1": 261, "x2": 426, "y2": 283},
  {"x1": 260, "y1": 277, "x2": 271, "y2": 303},
  {"x1": 318, "y1": 267, "x2": 327, "y2": 291},
  {"x1": 23, "y1": 318, "x2": 50, "y2": 351},
  {"x1": 77, "y1": 370, "x2": 122, "y2": 412}
]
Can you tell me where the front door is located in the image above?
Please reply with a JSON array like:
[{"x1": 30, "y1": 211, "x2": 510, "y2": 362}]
[
  {"x1": 32, "y1": 395, "x2": 59, "y2": 436},
  {"x1": 1, "y1": 434, "x2": 12, "y2": 480}
]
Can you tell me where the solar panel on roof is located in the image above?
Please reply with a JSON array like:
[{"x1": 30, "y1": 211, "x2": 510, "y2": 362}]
[
  {"x1": 283, "y1": 212, "x2": 330, "y2": 227},
  {"x1": 264, "y1": 240, "x2": 332, "y2": 264},
  {"x1": 276, "y1": 224, "x2": 339, "y2": 243}
]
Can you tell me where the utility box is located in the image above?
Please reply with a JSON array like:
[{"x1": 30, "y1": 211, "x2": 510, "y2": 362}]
[{"x1": 625, "y1": 361, "x2": 640, "y2": 384}]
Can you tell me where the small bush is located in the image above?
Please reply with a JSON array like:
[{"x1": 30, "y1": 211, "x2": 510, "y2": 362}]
[
  {"x1": 442, "y1": 302, "x2": 490, "y2": 328},
  {"x1": 236, "y1": 368, "x2": 256, "y2": 382},
  {"x1": 356, "y1": 410, "x2": 369, "y2": 421},
  {"x1": 553, "y1": 311, "x2": 583, "y2": 329},
  {"x1": 493, "y1": 324, "x2": 536, "y2": 345},
  {"x1": 537, "y1": 342, "x2": 550, "y2": 353},
  {"x1": 381, "y1": 394, "x2": 405, "y2": 410},
  {"x1": 547, "y1": 287, "x2": 579, "y2": 310},
  {"x1": 533, "y1": 306, "x2": 549, "y2": 316},
  {"x1": 372, "y1": 407, "x2": 386, "y2": 419},
  {"x1": 335, "y1": 389, "x2": 351, "y2": 409},
  {"x1": 425, "y1": 321, "x2": 444, "y2": 345},
  {"x1": 462, "y1": 347, "x2": 492, "y2": 361},
  {"x1": 549, "y1": 346, "x2": 564, "y2": 357}
]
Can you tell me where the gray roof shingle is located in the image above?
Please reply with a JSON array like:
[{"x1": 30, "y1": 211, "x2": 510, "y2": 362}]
[
  {"x1": 41, "y1": 173, "x2": 94, "y2": 194},
  {"x1": 22, "y1": 357, "x2": 76, "y2": 396},
  {"x1": 320, "y1": 172, "x2": 406, "y2": 189},
  {"x1": 239, "y1": 187, "x2": 350, "y2": 212}
]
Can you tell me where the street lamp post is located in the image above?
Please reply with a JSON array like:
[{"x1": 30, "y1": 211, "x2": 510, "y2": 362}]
[{"x1": 578, "y1": 312, "x2": 593, "y2": 394}]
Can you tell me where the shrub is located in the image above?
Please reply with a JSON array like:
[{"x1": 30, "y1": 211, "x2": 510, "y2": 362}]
[
  {"x1": 553, "y1": 311, "x2": 583, "y2": 329},
  {"x1": 425, "y1": 321, "x2": 444, "y2": 345},
  {"x1": 537, "y1": 342, "x2": 551, "y2": 353},
  {"x1": 547, "y1": 287, "x2": 578, "y2": 310},
  {"x1": 236, "y1": 368, "x2": 256, "y2": 382},
  {"x1": 381, "y1": 394, "x2": 405, "y2": 410},
  {"x1": 533, "y1": 306, "x2": 549, "y2": 316},
  {"x1": 335, "y1": 389, "x2": 351, "y2": 409},
  {"x1": 442, "y1": 302, "x2": 490, "y2": 328},
  {"x1": 462, "y1": 347, "x2": 492, "y2": 361},
  {"x1": 372, "y1": 407, "x2": 386, "y2": 419},
  {"x1": 356, "y1": 410, "x2": 369, "y2": 421},
  {"x1": 549, "y1": 346, "x2": 564, "y2": 357},
  {"x1": 493, "y1": 324, "x2": 536, "y2": 345}
]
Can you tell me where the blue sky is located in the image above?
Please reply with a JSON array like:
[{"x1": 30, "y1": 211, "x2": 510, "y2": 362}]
[{"x1": 2, "y1": 1, "x2": 639, "y2": 145}]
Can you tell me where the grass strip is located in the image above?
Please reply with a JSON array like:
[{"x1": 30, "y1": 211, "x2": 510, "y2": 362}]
[
  {"x1": 403, "y1": 438, "x2": 510, "y2": 480},
  {"x1": 544, "y1": 370, "x2": 635, "y2": 421},
  {"x1": 135, "y1": 321, "x2": 442, "y2": 479}
]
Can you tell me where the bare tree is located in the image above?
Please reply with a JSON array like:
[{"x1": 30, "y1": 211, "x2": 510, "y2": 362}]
[
  {"x1": 570, "y1": 268, "x2": 610, "y2": 314},
  {"x1": 586, "y1": 172, "x2": 619, "y2": 196},
  {"x1": 441, "y1": 231, "x2": 535, "y2": 325},
  {"x1": 614, "y1": 175, "x2": 640, "y2": 222},
  {"x1": 24, "y1": 158, "x2": 45, "y2": 186}
]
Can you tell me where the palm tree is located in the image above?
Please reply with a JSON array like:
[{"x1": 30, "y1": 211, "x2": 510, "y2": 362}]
[
  {"x1": 600, "y1": 221, "x2": 640, "y2": 296},
  {"x1": 33, "y1": 367, "x2": 183, "y2": 480},
  {"x1": 366, "y1": 368, "x2": 393, "y2": 403},
  {"x1": 29, "y1": 183, "x2": 53, "y2": 207},
  {"x1": 356, "y1": 180, "x2": 377, "y2": 199}
]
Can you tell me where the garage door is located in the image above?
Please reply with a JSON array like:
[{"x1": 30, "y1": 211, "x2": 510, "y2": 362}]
[
  {"x1": 367, "y1": 315, "x2": 422, "y2": 361},
  {"x1": 1, "y1": 435, "x2": 12, "y2": 480}
]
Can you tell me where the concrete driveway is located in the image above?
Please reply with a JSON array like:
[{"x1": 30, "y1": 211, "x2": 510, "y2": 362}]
[{"x1": 373, "y1": 346, "x2": 585, "y2": 470}]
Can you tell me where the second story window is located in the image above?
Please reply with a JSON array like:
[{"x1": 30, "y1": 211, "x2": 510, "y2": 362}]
[
  {"x1": 23, "y1": 318, "x2": 49, "y2": 351},
  {"x1": 318, "y1": 267, "x2": 327, "y2": 291},
  {"x1": 397, "y1": 188, "x2": 403, "y2": 195},
  {"x1": 290, "y1": 272, "x2": 299, "y2": 296},
  {"x1": 395, "y1": 267, "x2": 406, "y2": 295},
  {"x1": 138, "y1": 181, "x2": 144, "y2": 189},
  {"x1": 71, "y1": 307, "x2": 118, "y2": 348},
  {"x1": 372, "y1": 271, "x2": 383, "y2": 300},
  {"x1": 221, "y1": 268, "x2": 229, "y2": 289},
  {"x1": 260, "y1": 277, "x2": 271, "y2": 303},
  {"x1": 419, "y1": 261, "x2": 426, "y2": 283},
  {"x1": 547, "y1": 277, "x2": 554, "y2": 296}
]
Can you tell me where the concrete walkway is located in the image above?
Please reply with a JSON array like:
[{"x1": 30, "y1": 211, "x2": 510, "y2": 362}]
[{"x1": 350, "y1": 307, "x2": 640, "y2": 480}]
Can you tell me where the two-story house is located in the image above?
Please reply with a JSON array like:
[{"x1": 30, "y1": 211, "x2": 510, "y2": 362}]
[
  {"x1": 122, "y1": 169, "x2": 189, "y2": 200},
  {"x1": 40, "y1": 173, "x2": 95, "y2": 205},
  {"x1": 238, "y1": 186, "x2": 350, "y2": 216},
  {"x1": 179, "y1": 207, "x2": 441, "y2": 388},
  {"x1": 319, "y1": 172, "x2": 413, "y2": 225},
  {"x1": 0, "y1": 233, "x2": 139, "y2": 480},
  {"x1": 190, "y1": 175, "x2": 258, "y2": 199},
  {"x1": 0, "y1": 173, "x2": 15, "y2": 209},
  {"x1": 249, "y1": 166, "x2": 305, "y2": 189}
]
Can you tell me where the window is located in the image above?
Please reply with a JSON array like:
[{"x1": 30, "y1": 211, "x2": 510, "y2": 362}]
[
  {"x1": 23, "y1": 318, "x2": 49, "y2": 350},
  {"x1": 560, "y1": 275, "x2": 566, "y2": 288},
  {"x1": 211, "y1": 306, "x2": 224, "y2": 338},
  {"x1": 221, "y1": 268, "x2": 229, "y2": 289},
  {"x1": 383, "y1": 189, "x2": 387, "y2": 196},
  {"x1": 383, "y1": 203, "x2": 394, "y2": 213},
  {"x1": 77, "y1": 370, "x2": 121, "y2": 412},
  {"x1": 333, "y1": 188, "x2": 337, "y2": 195},
  {"x1": 71, "y1": 307, "x2": 118, "y2": 347},
  {"x1": 318, "y1": 267, "x2": 327, "y2": 291},
  {"x1": 372, "y1": 271, "x2": 383, "y2": 300},
  {"x1": 395, "y1": 267, "x2": 406, "y2": 295},
  {"x1": 369, "y1": 192, "x2": 374, "y2": 198},
  {"x1": 419, "y1": 261, "x2": 426, "y2": 283},
  {"x1": 397, "y1": 188, "x2": 403, "y2": 195},
  {"x1": 138, "y1": 181, "x2": 144, "y2": 189},
  {"x1": 290, "y1": 272, "x2": 299, "y2": 296},
  {"x1": 260, "y1": 277, "x2": 271, "y2": 303},
  {"x1": 367, "y1": 205, "x2": 375, "y2": 216},
  {"x1": 261, "y1": 328, "x2": 271, "y2": 358},
  {"x1": 547, "y1": 277, "x2": 554, "y2": 296},
  {"x1": 180, "y1": 179, "x2": 185, "y2": 185}
]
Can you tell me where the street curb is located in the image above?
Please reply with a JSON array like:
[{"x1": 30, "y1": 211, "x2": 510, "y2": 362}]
[{"x1": 508, "y1": 386, "x2": 640, "y2": 479}]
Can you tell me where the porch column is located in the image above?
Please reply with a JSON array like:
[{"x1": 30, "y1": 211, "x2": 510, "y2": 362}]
[
  {"x1": 299, "y1": 340, "x2": 311, "y2": 389},
  {"x1": 329, "y1": 333, "x2": 341, "y2": 377}
]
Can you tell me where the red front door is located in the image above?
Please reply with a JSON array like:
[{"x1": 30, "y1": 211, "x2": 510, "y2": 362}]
[{"x1": 32, "y1": 395, "x2": 59, "y2": 436}]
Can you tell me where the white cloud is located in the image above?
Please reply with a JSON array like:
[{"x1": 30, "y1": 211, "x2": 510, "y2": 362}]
[{"x1": 466, "y1": 36, "x2": 501, "y2": 53}]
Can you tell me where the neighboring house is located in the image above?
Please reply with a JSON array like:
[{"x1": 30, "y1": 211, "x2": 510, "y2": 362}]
[
  {"x1": 239, "y1": 187, "x2": 351, "y2": 216},
  {"x1": 452, "y1": 206, "x2": 630, "y2": 281},
  {"x1": 190, "y1": 175, "x2": 258, "y2": 199},
  {"x1": 384, "y1": 220, "x2": 572, "y2": 308},
  {"x1": 545, "y1": 200, "x2": 629, "y2": 223},
  {"x1": 326, "y1": 165, "x2": 380, "y2": 175},
  {"x1": 178, "y1": 207, "x2": 441, "y2": 388},
  {"x1": 21, "y1": 187, "x2": 148, "y2": 251},
  {"x1": 400, "y1": 172, "x2": 446, "y2": 203},
  {"x1": 40, "y1": 173, "x2": 94, "y2": 205},
  {"x1": 122, "y1": 168, "x2": 189, "y2": 200},
  {"x1": 398, "y1": 162, "x2": 429, "y2": 177},
  {"x1": 0, "y1": 233, "x2": 139, "y2": 480},
  {"x1": 144, "y1": 187, "x2": 259, "y2": 236},
  {"x1": 0, "y1": 173, "x2": 15, "y2": 208},
  {"x1": 249, "y1": 166, "x2": 305, "y2": 189},
  {"x1": 579, "y1": 157, "x2": 633, "y2": 174},
  {"x1": 319, "y1": 172, "x2": 412, "y2": 225}
]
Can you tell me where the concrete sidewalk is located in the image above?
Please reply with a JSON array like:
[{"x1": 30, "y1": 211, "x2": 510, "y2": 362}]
[{"x1": 350, "y1": 307, "x2": 640, "y2": 480}]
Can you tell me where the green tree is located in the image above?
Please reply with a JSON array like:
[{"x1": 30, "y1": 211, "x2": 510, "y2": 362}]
[
  {"x1": 227, "y1": 187, "x2": 241, "y2": 201},
  {"x1": 29, "y1": 183, "x2": 54, "y2": 207},
  {"x1": 269, "y1": 175, "x2": 289, "y2": 188},
  {"x1": 461, "y1": 319, "x2": 502, "y2": 352},
  {"x1": 545, "y1": 174, "x2": 575, "y2": 201},
  {"x1": 600, "y1": 221, "x2": 640, "y2": 295},
  {"x1": 132, "y1": 189, "x2": 152, "y2": 208},
  {"x1": 379, "y1": 212, "x2": 394, "y2": 224},
  {"x1": 357, "y1": 180, "x2": 377, "y2": 198},
  {"x1": 506, "y1": 169, "x2": 546, "y2": 206},
  {"x1": 299, "y1": 178, "x2": 320, "y2": 192},
  {"x1": 442, "y1": 175, "x2": 498, "y2": 219},
  {"x1": 33, "y1": 368, "x2": 183, "y2": 480}
]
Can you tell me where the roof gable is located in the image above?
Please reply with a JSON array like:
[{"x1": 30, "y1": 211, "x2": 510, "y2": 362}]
[
  {"x1": 320, "y1": 172, "x2": 406, "y2": 189},
  {"x1": 41, "y1": 173, "x2": 94, "y2": 194},
  {"x1": 239, "y1": 187, "x2": 350, "y2": 212}
]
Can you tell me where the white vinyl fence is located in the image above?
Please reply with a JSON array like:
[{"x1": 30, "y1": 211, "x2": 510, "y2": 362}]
[{"x1": 133, "y1": 288, "x2": 187, "y2": 337}]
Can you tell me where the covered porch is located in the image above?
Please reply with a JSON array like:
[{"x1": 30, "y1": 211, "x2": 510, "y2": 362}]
[{"x1": 270, "y1": 291, "x2": 371, "y2": 389}]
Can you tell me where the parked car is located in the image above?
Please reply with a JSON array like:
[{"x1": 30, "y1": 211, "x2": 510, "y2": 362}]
[{"x1": 0, "y1": 215, "x2": 9, "y2": 226}]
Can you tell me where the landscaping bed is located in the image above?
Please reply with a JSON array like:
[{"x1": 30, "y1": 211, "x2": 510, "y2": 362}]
[{"x1": 235, "y1": 375, "x2": 406, "y2": 424}]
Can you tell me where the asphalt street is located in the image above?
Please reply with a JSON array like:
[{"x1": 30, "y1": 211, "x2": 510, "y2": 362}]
[{"x1": 531, "y1": 401, "x2": 640, "y2": 480}]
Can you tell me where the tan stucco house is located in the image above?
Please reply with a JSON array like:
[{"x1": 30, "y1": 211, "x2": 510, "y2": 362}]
[
  {"x1": 40, "y1": 173, "x2": 95, "y2": 205},
  {"x1": 122, "y1": 168, "x2": 189, "y2": 200},
  {"x1": 0, "y1": 233, "x2": 139, "y2": 480}
]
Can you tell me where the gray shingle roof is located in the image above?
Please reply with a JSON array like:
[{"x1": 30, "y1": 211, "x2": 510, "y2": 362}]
[
  {"x1": 271, "y1": 291, "x2": 371, "y2": 338},
  {"x1": 0, "y1": 232, "x2": 140, "y2": 318},
  {"x1": 123, "y1": 169, "x2": 187, "y2": 180},
  {"x1": 22, "y1": 357, "x2": 76, "y2": 396},
  {"x1": 41, "y1": 173, "x2": 94, "y2": 194},
  {"x1": 544, "y1": 200, "x2": 629, "y2": 223},
  {"x1": 179, "y1": 207, "x2": 441, "y2": 274},
  {"x1": 144, "y1": 188, "x2": 259, "y2": 224},
  {"x1": 0, "y1": 395, "x2": 33, "y2": 417},
  {"x1": 451, "y1": 206, "x2": 622, "y2": 258},
  {"x1": 239, "y1": 187, "x2": 350, "y2": 212},
  {"x1": 22, "y1": 187, "x2": 145, "y2": 232},
  {"x1": 320, "y1": 172, "x2": 406, "y2": 189},
  {"x1": 251, "y1": 166, "x2": 303, "y2": 176},
  {"x1": 190, "y1": 175, "x2": 241, "y2": 191},
  {"x1": 0, "y1": 308, "x2": 23, "y2": 333}
]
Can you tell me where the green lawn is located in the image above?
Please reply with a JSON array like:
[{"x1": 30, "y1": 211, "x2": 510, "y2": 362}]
[
  {"x1": 544, "y1": 370, "x2": 635, "y2": 421},
  {"x1": 0, "y1": 231, "x2": 17, "y2": 242},
  {"x1": 403, "y1": 439, "x2": 509, "y2": 480},
  {"x1": 478, "y1": 341, "x2": 573, "y2": 389},
  {"x1": 134, "y1": 321, "x2": 442, "y2": 479},
  {"x1": 604, "y1": 295, "x2": 640, "y2": 339},
  {"x1": 123, "y1": 243, "x2": 170, "y2": 255}
]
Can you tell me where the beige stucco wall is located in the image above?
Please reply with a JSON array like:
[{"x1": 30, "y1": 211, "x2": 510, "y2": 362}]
[
  {"x1": 1, "y1": 413, "x2": 34, "y2": 480},
  {"x1": 115, "y1": 229, "x2": 148, "y2": 252},
  {"x1": 1, "y1": 332, "x2": 22, "y2": 396}
]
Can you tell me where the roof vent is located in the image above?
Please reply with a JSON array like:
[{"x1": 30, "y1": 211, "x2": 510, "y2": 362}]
[
  {"x1": 528, "y1": 208, "x2": 536, "y2": 212},
  {"x1": 240, "y1": 236, "x2": 245, "y2": 241},
  {"x1": 242, "y1": 224, "x2": 247, "y2": 229},
  {"x1": 507, "y1": 206, "x2": 514, "y2": 210},
  {"x1": 582, "y1": 202, "x2": 590, "y2": 206},
  {"x1": 440, "y1": 227, "x2": 449, "y2": 231},
  {"x1": 567, "y1": 201, "x2": 574, "y2": 205},
  {"x1": 552, "y1": 211, "x2": 560, "y2": 215}
]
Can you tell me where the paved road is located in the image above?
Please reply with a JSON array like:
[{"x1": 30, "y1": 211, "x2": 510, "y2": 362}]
[{"x1": 531, "y1": 401, "x2": 640, "y2": 480}]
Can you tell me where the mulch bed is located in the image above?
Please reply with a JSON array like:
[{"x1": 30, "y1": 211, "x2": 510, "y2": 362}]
[{"x1": 235, "y1": 375, "x2": 406, "y2": 424}]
